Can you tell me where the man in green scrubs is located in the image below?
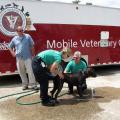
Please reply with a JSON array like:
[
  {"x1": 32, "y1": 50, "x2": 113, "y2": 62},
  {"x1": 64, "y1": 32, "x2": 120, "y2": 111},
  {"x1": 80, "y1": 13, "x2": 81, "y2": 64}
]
[{"x1": 64, "y1": 51, "x2": 87, "y2": 96}]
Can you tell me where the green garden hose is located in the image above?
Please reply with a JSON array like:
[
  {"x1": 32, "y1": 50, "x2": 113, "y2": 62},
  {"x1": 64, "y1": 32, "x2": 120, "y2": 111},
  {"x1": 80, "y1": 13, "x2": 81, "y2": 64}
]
[
  {"x1": 16, "y1": 90, "x2": 41, "y2": 105},
  {"x1": 0, "y1": 89, "x2": 68, "y2": 106},
  {"x1": 0, "y1": 90, "x2": 41, "y2": 105},
  {"x1": 0, "y1": 90, "x2": 32, "y2": 99},
  {"x1": 0, "y1": 89, "x2": 92, "y2": 106}
]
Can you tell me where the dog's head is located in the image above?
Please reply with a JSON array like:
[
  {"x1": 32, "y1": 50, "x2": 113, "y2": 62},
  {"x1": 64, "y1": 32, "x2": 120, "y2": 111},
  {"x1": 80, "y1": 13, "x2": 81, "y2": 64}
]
[{"x1": 84, "y1": 67, "x2": 97, "y2": 78}]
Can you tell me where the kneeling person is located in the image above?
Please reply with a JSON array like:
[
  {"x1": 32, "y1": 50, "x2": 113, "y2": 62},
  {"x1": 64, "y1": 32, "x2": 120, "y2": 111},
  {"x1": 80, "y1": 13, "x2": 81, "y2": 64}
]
[{"x1": 64, "y1": 51, "x2": 87, "y2": 97}]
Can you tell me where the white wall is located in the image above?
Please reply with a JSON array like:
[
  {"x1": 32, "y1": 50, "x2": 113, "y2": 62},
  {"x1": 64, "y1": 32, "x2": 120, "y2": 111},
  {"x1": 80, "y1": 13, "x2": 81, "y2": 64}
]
[{"x1": 1, "y1": 0, "x2": 120, "y2": 26}]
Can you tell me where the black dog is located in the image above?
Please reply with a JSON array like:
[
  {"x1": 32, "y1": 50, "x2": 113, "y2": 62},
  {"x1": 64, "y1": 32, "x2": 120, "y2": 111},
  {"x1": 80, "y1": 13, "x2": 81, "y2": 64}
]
[{"x1": 50, "y1": 67, "x2": 96, "y2": 103}]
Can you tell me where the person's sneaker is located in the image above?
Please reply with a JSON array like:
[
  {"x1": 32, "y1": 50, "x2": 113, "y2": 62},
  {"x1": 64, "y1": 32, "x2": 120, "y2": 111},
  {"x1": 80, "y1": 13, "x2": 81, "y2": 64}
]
[
  {"x1": 30, "y1": 86, "x2": 39, "y2": 91},
  {"x1": 42, "y1": 100, "x2": 55, "y2": 107},
  {"x1": 22, "y1": 86, "x2": 28, "y2": 90},
  {"x1": 54, "y1": 99, "x2": 59, "y2": 104},
  {"x1": 67, "y1": 91, "x2": 73, "y2": 94},
  {"x1": 79, "y1": 95, "x2": 86, "y2": 99},
  {"x1": 31, "y1": 86, "x2": 39, "y2": 91}
]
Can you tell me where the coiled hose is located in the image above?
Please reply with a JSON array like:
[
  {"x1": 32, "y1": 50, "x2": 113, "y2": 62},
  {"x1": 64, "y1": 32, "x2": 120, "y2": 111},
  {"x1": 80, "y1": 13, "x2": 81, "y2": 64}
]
[{"x1": 0, "y1": 90, "x2": 41, "y2": 105}]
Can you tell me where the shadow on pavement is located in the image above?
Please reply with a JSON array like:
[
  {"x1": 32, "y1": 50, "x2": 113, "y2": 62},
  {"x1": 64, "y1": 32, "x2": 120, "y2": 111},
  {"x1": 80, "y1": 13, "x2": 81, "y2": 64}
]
[{"x1": 0, "y1": 75, "x2": 21, "y2": 86}]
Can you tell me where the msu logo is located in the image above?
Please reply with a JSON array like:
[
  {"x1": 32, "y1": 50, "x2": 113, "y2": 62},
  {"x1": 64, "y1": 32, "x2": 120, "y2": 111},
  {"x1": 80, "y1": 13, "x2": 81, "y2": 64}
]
[{"x1": 0, "y1": 3, "x2": 31, "y2": 36}]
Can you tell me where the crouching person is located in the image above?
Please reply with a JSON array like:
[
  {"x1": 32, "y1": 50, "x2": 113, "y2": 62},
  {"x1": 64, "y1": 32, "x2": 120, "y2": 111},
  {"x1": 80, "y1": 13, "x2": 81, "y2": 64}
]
[
  {"x1": 32, "y1": 48, "x2": 72, "y2": 106},
  {"x1": 64, "y1": 51, "x2": 87, "y2": 97}
]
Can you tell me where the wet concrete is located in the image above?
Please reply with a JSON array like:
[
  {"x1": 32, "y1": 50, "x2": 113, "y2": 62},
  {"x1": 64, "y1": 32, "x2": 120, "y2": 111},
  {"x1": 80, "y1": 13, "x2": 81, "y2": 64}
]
[{"x1": 0, "y1": 65, "x2": 120, "y2": 120}]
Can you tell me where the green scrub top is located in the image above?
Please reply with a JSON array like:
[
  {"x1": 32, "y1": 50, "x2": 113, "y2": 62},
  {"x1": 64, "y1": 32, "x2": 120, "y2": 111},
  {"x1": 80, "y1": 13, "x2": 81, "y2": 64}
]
[
  {"x1": 65, "y1": 59, "x2": 87, "y2": 74},
  {"x1": 37, "y1": 49, "x2": 62, "y2": 67}
]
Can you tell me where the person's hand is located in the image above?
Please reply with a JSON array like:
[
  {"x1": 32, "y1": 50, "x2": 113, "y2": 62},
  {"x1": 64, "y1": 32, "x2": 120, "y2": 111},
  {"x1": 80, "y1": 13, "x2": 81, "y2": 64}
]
[
  {"x1": 58, "y1": 72, "x2": 64, "y2": 79},
  {"x1": 32, "y1": 55, "x2": 35, "y2": 59},
  {"x1": 11, "y1": 51, "x2": 16, "y2": 57},
  {"x1": 9, "y1": 48, "x2": 16, "y2": 57}
]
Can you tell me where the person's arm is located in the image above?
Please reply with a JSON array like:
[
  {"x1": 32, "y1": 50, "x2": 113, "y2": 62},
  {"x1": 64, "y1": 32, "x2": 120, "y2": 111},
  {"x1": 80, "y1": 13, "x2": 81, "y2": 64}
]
[
  {"x1": 31, "y1": 46, "x2": 35, "y2": 57},
  {"x1": 50, "y1": 62, "x2": 64, "y2": 79},
  {"x1": 64, "y1": 69, "x2": 68, "y2": 73},
  {"x1": 82, "y1": 61, "x2": 87, "y2": 71},
  {"x1": 8, "y1": 47, "x2": 16, "y2": 57},
  {"x1": 64, "y1": 62, "x2": 71, "y2": 73},
  {"x1": 64, "y1": 62, "x2": 73, "y2": 78},
  {"x1": 8, "y1": 39, "x2": 16, "y2": 57},
  {"x1": 29, "y1": 34, "x2": 35, "y2": 57}
]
